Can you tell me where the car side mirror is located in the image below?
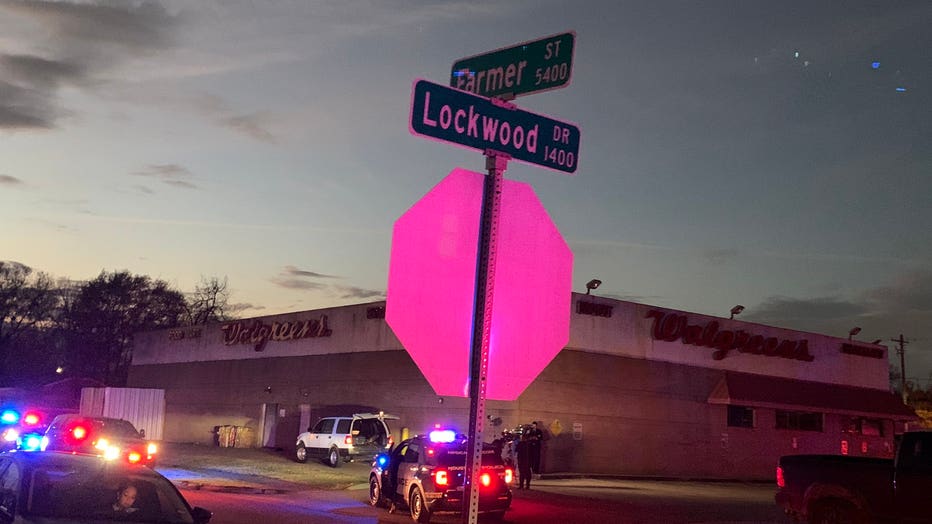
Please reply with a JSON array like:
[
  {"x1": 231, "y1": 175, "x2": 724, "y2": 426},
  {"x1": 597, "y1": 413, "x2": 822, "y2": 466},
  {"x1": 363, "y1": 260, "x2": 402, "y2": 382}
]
[{"x1": 191, "y1": 506, "x2": 212, "y2": 524}]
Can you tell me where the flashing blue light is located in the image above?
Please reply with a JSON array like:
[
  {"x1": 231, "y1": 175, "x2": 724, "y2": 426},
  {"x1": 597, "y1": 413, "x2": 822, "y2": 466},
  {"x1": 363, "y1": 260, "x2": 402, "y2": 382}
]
[
  {"x1": 871, "y1": 62, "x2": 880, "y2": 69},
  {"x1": 429, "y1": 429, "x2": 457, "y2": 443},
  {"x1": 22, "y1": 434, "x2": 42, "y2": 451},
  {"x1": 0, "y1": 410, "x2": 19, "y2": 424},
  {"x1": 896, "y1": 87, "x2": 907, "y2": 92},
  {"x1": 376, "y1": 454, "x2": 389, "y2": 467}
]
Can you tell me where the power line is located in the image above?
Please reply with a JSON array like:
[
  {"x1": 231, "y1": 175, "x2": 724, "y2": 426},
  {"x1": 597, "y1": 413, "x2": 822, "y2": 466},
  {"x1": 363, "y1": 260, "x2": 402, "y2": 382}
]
[{"x1": 891, "y1": 334, "x2": 909, "y2": 403}]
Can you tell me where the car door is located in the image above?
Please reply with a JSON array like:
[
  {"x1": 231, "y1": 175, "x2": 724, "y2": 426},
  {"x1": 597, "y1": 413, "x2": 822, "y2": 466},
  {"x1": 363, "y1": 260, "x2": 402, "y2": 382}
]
[
  {"x1": 309, "y1": 419, "x2": 335, "y2": 457},
  {"x1": 0, "y1": 458, "x2": 19, "y2": 522},
  {"x1": 397, "y1": 442, "x2": 421, "y2": 500}
]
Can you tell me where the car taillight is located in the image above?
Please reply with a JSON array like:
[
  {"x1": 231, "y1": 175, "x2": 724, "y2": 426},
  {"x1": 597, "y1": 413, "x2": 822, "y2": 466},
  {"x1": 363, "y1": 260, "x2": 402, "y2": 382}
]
[
  {"x1": 344, "y1": 435, "x2": 354, "y2": 445},
  {"x1": 127, "y1": 451, "x2": 142, "y2": 464},
  {"x1": 71, "y1": 425, "x2": 88, "y2": 441},
  {"x1": 480, "y1": 473, "x2": 491, "y2": 487},
  {"x1": 504, "y1": 468, "x2": 513, "y2": 484},
  {"x1": 434, "y1": 470, "x2": 449, "y2": 487},
  {"x1": 387, "y1": 435, "x2": 394, "y2": 447},
  {"x1": 776, "y1": 465, "x2": 785, "y2": 488}
]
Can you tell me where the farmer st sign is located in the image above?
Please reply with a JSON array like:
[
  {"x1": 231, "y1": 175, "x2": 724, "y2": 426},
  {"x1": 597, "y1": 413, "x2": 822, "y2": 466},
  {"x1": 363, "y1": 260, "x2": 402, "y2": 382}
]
[{"x1": 450, "y1": 31, "x2": 575, "y2": 99}]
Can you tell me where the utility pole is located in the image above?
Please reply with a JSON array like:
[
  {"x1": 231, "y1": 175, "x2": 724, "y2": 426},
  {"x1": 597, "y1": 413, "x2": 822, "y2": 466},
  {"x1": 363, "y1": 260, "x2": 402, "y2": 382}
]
[{"x1": 891, "y1": 334, "x2": 909, "y2": 403}]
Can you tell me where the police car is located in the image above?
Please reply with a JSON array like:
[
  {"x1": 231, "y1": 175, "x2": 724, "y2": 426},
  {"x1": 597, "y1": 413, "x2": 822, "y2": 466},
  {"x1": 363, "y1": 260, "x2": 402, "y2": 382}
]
[{"x1": 368, "y1": 428, "x2": 513, "y2": 523}]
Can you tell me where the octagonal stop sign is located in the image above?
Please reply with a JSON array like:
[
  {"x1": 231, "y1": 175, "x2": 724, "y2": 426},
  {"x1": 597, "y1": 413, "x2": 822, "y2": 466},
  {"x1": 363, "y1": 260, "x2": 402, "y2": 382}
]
[{"x1": 386, "y1": 167, "x2": 573, "y2": 401}]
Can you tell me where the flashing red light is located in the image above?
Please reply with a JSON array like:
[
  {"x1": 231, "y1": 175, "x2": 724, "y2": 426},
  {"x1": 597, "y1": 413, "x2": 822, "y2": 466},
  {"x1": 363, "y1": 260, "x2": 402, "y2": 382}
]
[
  {"x1": 480, "y1": 473, "x2": 491, "y2": 487},
  {"x1": 71, "y1": 425, "x2": 88, "y2": 441},
  {"x1": 776, "y1": 466, "x2": 785, "y2": 488},
  {"x1": 427, "y1": 448, "x2": 435, "y2": 456},
  {"x1": 23, "y1": 412, "x2": 41, "y2": 426},
  {"x1": 127, "y1": 451, "x2": 142, "y2": 464},
  {"x1": 504, "y1": 468, "x2": 513, "y2": 484},
  {"x1": 434, "y1": 470, "x2": 449, "y2": 487}
]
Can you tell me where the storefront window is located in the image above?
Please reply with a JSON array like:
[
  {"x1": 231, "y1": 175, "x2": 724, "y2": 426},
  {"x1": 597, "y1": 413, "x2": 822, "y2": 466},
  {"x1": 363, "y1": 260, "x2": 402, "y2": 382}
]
[
  {"x1": 776, "y1": 410, "x2": 823, "y2": 432},
  {"x1": 842, "y1": 416, "x2": 884, "y2": 436},
  {"x1": 727, "y1": 405, "x2": 754, "y2": 428}
]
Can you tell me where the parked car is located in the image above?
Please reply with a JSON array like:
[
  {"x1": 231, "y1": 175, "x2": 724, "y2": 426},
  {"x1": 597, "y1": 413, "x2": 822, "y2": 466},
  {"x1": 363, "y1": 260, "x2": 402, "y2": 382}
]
[
  {"x1": 368, "y1": 428, "x2": 513, "y2": 523},
  {"x1": 41, "y1": 414, "x2": 158, "y2": 467},
  {"x1": 295, "y1": 412, "x2": 396, "y2": 467},
  {"x1": 0, "y1": 450, "x2": 211, "y2": 522},
  {"x1": 775, "y1": 430, "x2": 932, "y2": 523},
  {"x1": 0, "y1": 407, "x2": 77, "y2": 452}
]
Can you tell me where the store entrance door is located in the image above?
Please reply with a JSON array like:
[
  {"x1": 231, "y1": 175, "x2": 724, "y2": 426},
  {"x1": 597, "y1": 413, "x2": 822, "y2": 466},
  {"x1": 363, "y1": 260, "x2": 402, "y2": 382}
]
[
  {"x1": 259, "y1": 403, "x2": 278, "y2": 448},
  {"x1": 299, "y1": 404, "x2": 311, "y2": 433}
]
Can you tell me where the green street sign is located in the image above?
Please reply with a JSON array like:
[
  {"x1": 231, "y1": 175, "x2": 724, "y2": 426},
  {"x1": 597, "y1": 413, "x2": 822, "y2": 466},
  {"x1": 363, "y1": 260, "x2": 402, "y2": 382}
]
[{"x1": 450, "y1": 31, "x2": 575, "y2": 99}]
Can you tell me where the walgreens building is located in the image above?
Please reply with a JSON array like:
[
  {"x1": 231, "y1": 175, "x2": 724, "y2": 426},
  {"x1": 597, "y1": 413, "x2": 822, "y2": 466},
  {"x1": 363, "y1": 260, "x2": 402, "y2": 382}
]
[{"x1": 128, "y1": 294, "x2": 914, "y2": 480}]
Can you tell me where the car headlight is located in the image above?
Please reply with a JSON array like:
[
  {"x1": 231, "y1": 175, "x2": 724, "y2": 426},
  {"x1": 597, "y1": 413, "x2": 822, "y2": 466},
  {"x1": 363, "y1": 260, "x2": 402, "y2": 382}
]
[
  {"x1": 1, "y1": 428, "x2": 18, "y2": 442},
  {"x1": 147, "y1": 442, "x2": 157, "y2": 455}
]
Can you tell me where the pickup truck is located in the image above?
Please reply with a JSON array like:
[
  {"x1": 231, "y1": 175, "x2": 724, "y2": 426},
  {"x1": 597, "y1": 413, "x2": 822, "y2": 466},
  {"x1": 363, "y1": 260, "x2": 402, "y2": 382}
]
[{"x1": 775, "y1": 431, "x2": 932, "y2": 523}]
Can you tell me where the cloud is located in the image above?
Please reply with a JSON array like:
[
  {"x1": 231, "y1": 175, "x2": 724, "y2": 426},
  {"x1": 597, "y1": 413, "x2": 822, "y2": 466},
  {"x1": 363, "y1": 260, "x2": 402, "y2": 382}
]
[
  {"x1": 744, "y1": 269, "x2": 932, "y2": 384},
  {"x1": 864, "y1": 269, "x2": 932, "y2": 313},
  {"x1": 745, "y1": 296, "x2": 869, "y2": 324},
  {"x1": 0, "y1": 174, "x2": 24, "y2": 185},
  {"x1": 133, "y1": 164, "x2": 198, "y2": 189},
  {"x1": 270, "y1": 265, "x2": 338, "y2": 290},
  {"x1": 282, "y1": 265, "x2": 339, "y2": 279},
  {"x1": 270, "y1": 278, "x2": 327, "y2": 291},
  {"x1": 222, "y1": 114, "x2": 275, "y2": 143},
  {"x1": 0, "y1": 0, "x2": 178, "y2": 129},
  {"x1": 335, "y1": 285, "x2": 384, "y2": 300},
  {"x1": 703, "y1": 248, "x2": 739, "y2": 266}
]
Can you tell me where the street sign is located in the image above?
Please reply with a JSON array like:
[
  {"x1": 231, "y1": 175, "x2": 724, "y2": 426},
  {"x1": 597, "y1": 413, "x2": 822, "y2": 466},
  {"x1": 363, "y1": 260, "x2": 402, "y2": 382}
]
[
  {"x1": 450, "y1": 31, "x2": 575, "y2": 99},
  {"x1": 385, "y1": 168, "x2": 573, "y2": 400},
  {"x1": 410, "y1": 79, "x2": 580, "y2": 174}
]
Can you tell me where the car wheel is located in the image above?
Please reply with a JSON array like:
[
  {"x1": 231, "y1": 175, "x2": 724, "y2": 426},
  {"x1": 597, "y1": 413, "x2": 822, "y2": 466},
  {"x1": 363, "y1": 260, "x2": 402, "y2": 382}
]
[
  {"x1": 369, "y1": 475, "x2": 387, "y2": 508},
  {"x1": 809, "y1": 500, "x2": 866, "y2": 524},
  {"x1": 409, "y1": 486, "x2": 431, "y2": 523},
  {"x1": 295, "y1": 442, "x2": 307, "y2": 463},
  {"x1": 327, "y1": 446, "x2": 342, "y2": 468}
]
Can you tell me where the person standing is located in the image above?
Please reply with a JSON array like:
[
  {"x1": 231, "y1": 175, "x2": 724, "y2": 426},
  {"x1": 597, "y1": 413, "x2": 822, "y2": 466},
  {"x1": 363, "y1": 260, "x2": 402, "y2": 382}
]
[
  {"x1": 528, "y1": 421, "x2": 544, "y2": 474},
  {"x1": 516, "y1": 433, "x2": 532, "y2": 490}
]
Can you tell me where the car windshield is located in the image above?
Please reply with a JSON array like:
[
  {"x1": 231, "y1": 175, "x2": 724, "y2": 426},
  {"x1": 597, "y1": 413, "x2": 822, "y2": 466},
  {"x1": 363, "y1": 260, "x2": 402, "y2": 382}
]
[
  {"x1": 24, "y1": 464, "x2": 193, "y2": 523},
  {"x1": 101, "y1": 419, "x2": 142, "y2": 439}
]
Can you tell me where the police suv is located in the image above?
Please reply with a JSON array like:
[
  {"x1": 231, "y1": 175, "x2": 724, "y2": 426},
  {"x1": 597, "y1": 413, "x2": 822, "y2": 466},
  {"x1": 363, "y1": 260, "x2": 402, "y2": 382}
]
[{"x1": 368, "y1": 428, "x2": 513, "y2": 523}]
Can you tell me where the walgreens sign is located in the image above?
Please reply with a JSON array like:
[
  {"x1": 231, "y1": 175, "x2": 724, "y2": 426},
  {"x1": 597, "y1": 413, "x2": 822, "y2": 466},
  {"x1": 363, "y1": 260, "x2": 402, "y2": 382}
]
[{"x1": 645, "y1": 310, "x2": 814, "y2": 362}]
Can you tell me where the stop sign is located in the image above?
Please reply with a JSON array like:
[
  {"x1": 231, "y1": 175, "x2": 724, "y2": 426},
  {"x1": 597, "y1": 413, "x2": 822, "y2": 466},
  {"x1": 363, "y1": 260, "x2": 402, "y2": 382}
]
[{"x1": 386, "y1": 167, "x2": 573, "y2": 400}]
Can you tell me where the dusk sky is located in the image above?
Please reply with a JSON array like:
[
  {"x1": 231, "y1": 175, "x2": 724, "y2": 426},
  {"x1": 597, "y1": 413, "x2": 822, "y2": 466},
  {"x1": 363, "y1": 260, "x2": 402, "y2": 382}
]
[{"x1": 2, "y1": 1, "x2": 931, "y2": 385}]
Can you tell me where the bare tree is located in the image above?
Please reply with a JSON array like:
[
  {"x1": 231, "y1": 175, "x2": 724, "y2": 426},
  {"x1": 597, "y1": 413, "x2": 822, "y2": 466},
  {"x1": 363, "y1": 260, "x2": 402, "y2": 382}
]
[{"x1": 187, "y1": 276, "x2": 233, "y2": 325}]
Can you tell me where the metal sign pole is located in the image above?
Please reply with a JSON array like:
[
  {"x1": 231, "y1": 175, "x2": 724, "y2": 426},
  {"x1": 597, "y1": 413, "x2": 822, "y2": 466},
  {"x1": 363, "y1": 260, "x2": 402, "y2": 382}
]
[{"x1": 463, "y1": 148, "x2": 508, "y2": 524}]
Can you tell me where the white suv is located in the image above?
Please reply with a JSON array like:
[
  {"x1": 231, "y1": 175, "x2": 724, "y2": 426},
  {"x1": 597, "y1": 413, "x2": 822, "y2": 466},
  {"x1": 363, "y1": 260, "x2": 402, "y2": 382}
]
[{"x1": 295, "y1": 412, "x2": 397, "y2": 467}]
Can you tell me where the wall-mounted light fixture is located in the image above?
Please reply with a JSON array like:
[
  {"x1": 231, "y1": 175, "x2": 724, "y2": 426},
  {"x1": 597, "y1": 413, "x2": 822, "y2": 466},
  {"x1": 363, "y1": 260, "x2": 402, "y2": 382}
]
[
  {"x1": 585, "y1": 279, "x2": 602, "y2": 295},
  {"x1": 730, "y1": 305, "x2": 745, "y2": 319},
  {"x1": 265, "y1": 386, "x2": 272, "y2": 393},
  {"x1": 848, "y1": 327, "x2": 862, "y2": 341}
]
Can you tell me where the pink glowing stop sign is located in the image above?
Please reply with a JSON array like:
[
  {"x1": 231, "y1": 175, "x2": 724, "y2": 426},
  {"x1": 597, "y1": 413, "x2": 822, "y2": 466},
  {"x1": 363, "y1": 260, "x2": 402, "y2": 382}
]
[{"x1": 386, "y1": 167, "x2": 573, "y2": 400}]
